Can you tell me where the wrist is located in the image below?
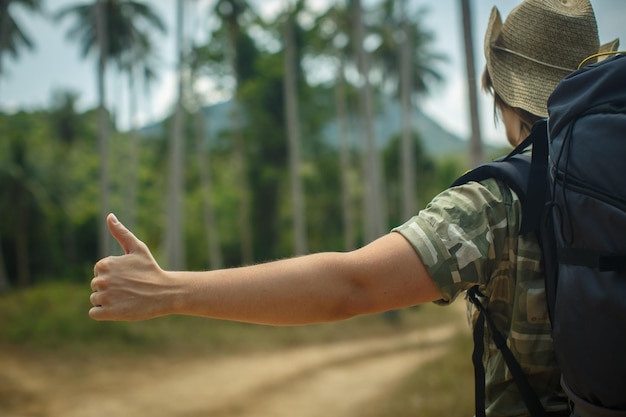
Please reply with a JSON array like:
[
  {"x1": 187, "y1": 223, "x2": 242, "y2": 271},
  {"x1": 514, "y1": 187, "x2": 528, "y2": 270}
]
[{"x1": 163, "y1": 270, "x2": 197, "y2": 317}]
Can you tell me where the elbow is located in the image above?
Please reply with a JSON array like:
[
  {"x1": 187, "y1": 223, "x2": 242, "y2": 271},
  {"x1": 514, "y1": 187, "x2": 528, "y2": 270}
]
[
  {"x1": 330, "y1": 273, "x2": 380, "y2": 321},
  {"x1": 312, "y1": 250, "x2": 386, "y2": 323}
]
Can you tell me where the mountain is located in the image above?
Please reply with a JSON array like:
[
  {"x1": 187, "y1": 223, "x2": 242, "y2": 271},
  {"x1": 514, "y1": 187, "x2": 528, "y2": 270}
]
[
  {"x1": 321, "y1": 97, "x2": 469, "y2": 157},
  {"x1": 139, "y1": 98, "x2": 472, "y2": 158}
]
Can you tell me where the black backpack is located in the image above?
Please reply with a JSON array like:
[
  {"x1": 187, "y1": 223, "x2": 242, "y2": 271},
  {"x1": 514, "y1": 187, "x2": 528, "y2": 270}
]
[{"x1": 452, "y1": 54, "x2": 626, "y2": 417}]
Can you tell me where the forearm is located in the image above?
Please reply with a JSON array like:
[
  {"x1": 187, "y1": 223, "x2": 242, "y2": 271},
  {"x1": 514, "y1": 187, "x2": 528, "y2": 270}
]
[
  {"x1": 91, "y1": 215, "x2": 441, "y2": 323},
  {"x1": 167, "y1": 252, "x2": 373, "y2": 325}
]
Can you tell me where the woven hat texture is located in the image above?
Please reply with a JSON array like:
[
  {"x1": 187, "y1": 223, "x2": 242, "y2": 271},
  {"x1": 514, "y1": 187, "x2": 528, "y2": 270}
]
[{"x1": 484, "y1": 0, "x2": 618, "y2": 118}]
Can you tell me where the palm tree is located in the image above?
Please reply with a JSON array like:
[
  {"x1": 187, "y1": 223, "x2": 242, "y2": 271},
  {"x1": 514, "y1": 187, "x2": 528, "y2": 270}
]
[
  {"x1": 115, "y1": 10, "x2": 165, "y2": 233},
  {"x1": 0, "y1": 0, "x2": 41, "y2": 293},
  {"x1": 56, "y1": 0, "x2": 110, "y2": 258},
  {"x1": 398, "y1": 1, "x2": 415, "y2": 221},
  {"x1": 283, "y1": 2, "x2": 307, "y2": 255},
  {"x1": 0, "y1": 112, "x2": 55, "y2": 288},
  {"x1": 49, "y1": 89, "x2": 85, "y2": 267},
  {"x1": 192, "y1": 107, "x2": 224, "y2": 270},
  {"x1": 164, "y1": 0, "x2": 185, "y2": 270},
  {"x1": 0, "y1": 0, "x2": 41, "y2": 94},
  {"x1": 0, "y1": 0, "x2": 42, "y2": 290},
  {"x1": 372, "y1": 0, "x2": 444, "y2": 219},
  {"x1": 187, "y1": 27, "x2": 228, "y2": 270},
  {"x1": 56, "y1": 0, "x2": 167, "y2": 257},
  {"x1": 460, "y1": 0, "x2": 483, "y2": 166},
  {"x1": 310, "y1": 0, "x2": 357, "y2": 251},
  {"x1": 211, "y1": 0, "x2": 257, "y2": 264},
  {"x1": 351, "y1": 0, "x2": 385, "y2": 243}
]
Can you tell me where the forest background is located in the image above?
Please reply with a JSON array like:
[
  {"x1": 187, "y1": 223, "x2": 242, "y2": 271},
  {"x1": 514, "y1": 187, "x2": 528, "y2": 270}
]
[
  {"x1": 1, "y1": 1, "x2": 622, "y2": 415},
  {"x1": 0, "y1": 0, "x2": 511, "y2": 292},
  {"x1": 2, "y1": 0, "x2": 624, "y2": 291},
  {"x1": 0, "y1": 4, "x2": 489, "y2": 415}
]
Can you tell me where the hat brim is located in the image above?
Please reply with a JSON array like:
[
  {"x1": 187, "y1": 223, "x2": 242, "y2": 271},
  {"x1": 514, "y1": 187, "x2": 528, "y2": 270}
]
[
  {"x1": 484, "y1": 6, "x2": 563, "y2": 118},
  {"x1": 483, "y1": 7, "x2": 619, "y2": 118}
]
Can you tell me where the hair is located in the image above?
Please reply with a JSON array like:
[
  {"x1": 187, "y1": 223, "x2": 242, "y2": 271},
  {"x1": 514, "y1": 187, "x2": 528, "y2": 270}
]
[{"x1": 481, "y1": 67, "x2": 542, "y2": 137}]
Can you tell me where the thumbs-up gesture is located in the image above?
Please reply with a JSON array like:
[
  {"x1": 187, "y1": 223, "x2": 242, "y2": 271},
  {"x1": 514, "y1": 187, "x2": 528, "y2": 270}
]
[{"x1": 90, "y1": 214, "x2": 176, "y2": 321}]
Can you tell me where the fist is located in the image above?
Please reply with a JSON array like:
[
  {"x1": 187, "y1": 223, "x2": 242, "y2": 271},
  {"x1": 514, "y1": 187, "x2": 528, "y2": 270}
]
[{"x1": 90, "y1": 214, "x2": 171, "y2": 321}]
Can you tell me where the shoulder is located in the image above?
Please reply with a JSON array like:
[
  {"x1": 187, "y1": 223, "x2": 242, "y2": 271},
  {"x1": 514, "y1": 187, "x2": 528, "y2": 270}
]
[
  {"x1": 424, "y1": 178, "x2": 522, "y2": 230},
  {"x1": 395, "y1": 178, "x2": 521, "y2": 247},
  {"x1": 393, "y1": 178, "x2": 525, "y2": 302}
]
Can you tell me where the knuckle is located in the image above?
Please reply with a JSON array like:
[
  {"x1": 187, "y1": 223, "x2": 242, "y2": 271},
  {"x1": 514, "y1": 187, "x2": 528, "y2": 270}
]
[
  {"x1": 91, "y1": 276, "x2": 107, "y2": 291},
  {"x1": 95, "y1": 257, "x2": 115, "y2": 273},
  {"x1": 136, "y1": 241, "x2": 150, "y2": 255},
  {"x1": 89, "y1": 291, "x2": 100, "y2": 306},
  {"x1": 96, "y1": 291, "x2": 110, "y2": 306}
]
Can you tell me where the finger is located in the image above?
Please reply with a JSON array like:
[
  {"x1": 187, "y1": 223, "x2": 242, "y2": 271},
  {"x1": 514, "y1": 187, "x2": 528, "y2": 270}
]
[
  {"x1": 91, "y1": 273, "x2": 106, "y2": 292},
  {"x1": 106, "y1": 213, "x2": 144, "y2": 255},
  {"x1": 89, "y1": 305, "x2": 106, "y2": 321},
  {"x1": 90, "y1": 291, "x2": 101, "y2": 307}
]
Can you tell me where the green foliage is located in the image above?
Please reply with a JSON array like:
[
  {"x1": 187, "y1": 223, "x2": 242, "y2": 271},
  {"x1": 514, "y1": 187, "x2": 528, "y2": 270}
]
[
  {"x1": 0, "y1": 282, "x2": 121, "y2": 349},
  {"x1": 0, "y1": 110, "x2": 93, "y2": 286},
  {"x1": 54, "y1": 0, "x2": 167, "y2": 63},
  {"x1": 0, "y1": 101, "x2": 472, "y2": 286},
  {"x1": 0, "y1": 281, "x2": 462, "y2": 353},
  {"x1": 382, "y1": 131, "x2": 437, "y2": 225},
  {"x1": 0, "y1": 0, "x2": 42, "y2": 65},
  {"x1": 382, "y1": 132, "x2": 472, "y2": 229},
  {"x1": 0, "y1": 0, "x2": 471, "y2": 287},
  {"x1": 0, "y1": 281, "x2": 473, "y2": 417}
]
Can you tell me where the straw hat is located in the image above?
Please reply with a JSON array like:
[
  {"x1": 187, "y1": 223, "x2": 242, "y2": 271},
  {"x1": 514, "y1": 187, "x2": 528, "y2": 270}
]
[{"x1": 484, "y1": 0, "x2": 619, "y2": 118}]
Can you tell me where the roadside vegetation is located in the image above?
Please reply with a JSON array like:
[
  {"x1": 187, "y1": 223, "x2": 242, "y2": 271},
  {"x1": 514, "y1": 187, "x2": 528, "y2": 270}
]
[
  {"x1": 362, "y1": 331, "x2": 474, "y2": 416},
  {"x1": 0, "y1": 281, "x2": 465, "y2": 354},
  {"x1": 0, "y1": 281, "x2": 473, "y2": 416}
]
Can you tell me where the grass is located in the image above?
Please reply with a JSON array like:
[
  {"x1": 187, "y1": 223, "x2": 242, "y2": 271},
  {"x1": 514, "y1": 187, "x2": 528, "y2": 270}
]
[
  {"x1": 361, "y1": 332, "x2": 474, "y2": 417},
  {"x1": 0, "y1": 281, "x2": 463, "y2": 354},
  {"x1": 0, "y1": 282, "x2": 474, "y2": 417}
]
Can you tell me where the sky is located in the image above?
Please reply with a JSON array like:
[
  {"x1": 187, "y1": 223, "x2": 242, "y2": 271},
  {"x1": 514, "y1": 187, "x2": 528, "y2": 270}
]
[{"x1": 1, "y1": 0, "x2": 625, "y2": 146}]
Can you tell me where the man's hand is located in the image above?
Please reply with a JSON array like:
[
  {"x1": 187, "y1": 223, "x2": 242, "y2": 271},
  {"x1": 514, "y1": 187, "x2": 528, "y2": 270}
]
[{"x1": 89, "y1": 214, "x2": 176, "y2": 321}]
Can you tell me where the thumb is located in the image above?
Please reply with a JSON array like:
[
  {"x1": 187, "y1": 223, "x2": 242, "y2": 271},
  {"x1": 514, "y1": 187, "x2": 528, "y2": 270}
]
[{"x1": 107, "y1": 213, "x2": 143, "y2": 254}]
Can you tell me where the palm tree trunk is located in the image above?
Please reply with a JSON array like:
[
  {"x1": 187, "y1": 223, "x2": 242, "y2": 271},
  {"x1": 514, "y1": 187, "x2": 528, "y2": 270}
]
[
  {"x1": 231, "y1": 103, "x2": 253, "y2": 265},
  {"x1": 352, "y1": 0, "x2": 385, "y2": 243},
  {"x1": 96, "y1": 0, "x2": 111, "y2": 258},
  {"x1": 194, "y1": 109, "x2": 223, "y2": 269},
  {"x1": 399, "y1": 0, "x2": 416, "y2": 220},
  {"x1": 126, "y1": 70, "x2": 139, "y2": 231},
  {"x1": 15, "y1": 187, "x2": 30, "y2": 287},
  {"x1": 225, "y1": 24, "x2": 253, "y2": 265},
  {"x1": 165, "y1": 0, "x2": 186, "y2": 270},
  {"x1": 334, "y1": 54, "x2": 356, "y2": 251},
  {"x1": 283, "y1": 10, "x2": 307, "y2": 256},
  {"x1": 460, "y1": 0, "x2": 483, "y2": 167},
  {"x1": 0, "y1": 237, "x2": 10, "y2": 293}
]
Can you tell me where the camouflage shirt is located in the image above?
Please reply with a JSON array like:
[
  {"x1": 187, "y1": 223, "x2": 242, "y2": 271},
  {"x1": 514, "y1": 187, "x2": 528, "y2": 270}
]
[{"x1": 393, "y1": 178, "x2": 568, "y2": 417}]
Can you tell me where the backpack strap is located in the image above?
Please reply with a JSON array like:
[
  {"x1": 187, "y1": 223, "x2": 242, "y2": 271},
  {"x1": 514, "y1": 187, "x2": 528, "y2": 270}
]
[
  {"x1": 451, "y1": 120, "x2": 549, "y2": 235},
  {"x1": 557, "y1": 248, "x2": 626, "y2": 272},
  {"x1": 452, "y1": 121, "x2": 551, "y2": 417},
  {"x1": 468, "y1": 286, "x2": 547, "y2": 417},
  {"x1": 562, "y1": 378, "x2": 626, "y2": 417},
  {"x1": 524, "y1": 120, "x2": 549, "y2": 234}
]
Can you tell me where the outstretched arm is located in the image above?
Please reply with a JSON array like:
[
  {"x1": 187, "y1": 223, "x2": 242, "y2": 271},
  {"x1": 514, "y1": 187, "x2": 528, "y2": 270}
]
[{"x1": 90, "y1": 214, "x2": 441, "y2": 324}]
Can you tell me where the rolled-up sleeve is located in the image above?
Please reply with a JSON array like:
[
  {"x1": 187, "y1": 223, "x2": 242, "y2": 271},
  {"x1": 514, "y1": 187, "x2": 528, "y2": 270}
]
[{"x1": 393, "y1": 178, "x2": 520, "y2": 304}]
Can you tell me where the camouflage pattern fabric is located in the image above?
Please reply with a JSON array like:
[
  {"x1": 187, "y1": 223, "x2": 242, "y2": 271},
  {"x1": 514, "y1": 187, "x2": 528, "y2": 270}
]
[{"x1": 393, "y1": 178, "x2": 568, "y2": 417}]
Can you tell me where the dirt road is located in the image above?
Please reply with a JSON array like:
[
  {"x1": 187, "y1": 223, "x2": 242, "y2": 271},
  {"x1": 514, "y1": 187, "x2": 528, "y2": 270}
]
[{"x1": 1, "y1": 313, "x2": 467, "y2": 417}]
